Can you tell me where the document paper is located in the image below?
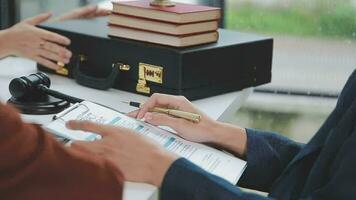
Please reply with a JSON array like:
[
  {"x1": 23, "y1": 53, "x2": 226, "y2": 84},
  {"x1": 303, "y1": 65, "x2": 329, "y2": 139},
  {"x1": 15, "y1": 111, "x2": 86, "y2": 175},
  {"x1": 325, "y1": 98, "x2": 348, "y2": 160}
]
[{"x1": 45, "y1": 101, "x2": 247, "y2": 184}]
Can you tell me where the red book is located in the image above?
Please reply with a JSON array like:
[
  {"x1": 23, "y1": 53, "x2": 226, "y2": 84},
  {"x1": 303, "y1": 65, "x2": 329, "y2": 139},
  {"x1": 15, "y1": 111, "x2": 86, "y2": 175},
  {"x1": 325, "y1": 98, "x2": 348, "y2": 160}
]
[
  {"x1": 108, "y1": 25, "x2": 219, "y2": 47},
  {"x1": 112, "y1": 0, "x2": 221, "y2": 23},
  {"x1": 108, "y1": 14, "x2": 218, "y2": 35}
]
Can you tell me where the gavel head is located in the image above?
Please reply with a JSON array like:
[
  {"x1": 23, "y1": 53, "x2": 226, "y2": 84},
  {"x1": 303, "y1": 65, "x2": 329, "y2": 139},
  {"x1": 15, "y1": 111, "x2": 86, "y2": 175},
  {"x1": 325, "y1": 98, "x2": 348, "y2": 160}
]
[{"x1": 9, "y1": 72, "x2": 51, "y2": 99}]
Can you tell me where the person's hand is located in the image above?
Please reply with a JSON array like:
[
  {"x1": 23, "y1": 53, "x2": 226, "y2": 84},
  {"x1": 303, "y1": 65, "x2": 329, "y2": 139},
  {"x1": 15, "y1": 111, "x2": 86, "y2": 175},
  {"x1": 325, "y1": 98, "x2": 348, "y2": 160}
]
[
  {"x1": 52, "y1": 5, "x2": 111, "y2": 21},
  {"x1": 129, "y1": 93, "x2": 248, "y2": 157},
  {"x1": 1, "y1": 12, "x2": 71, "y2": 70},
  {"x1": 66, "y1": 120, "x2": 178, "y2": 187},
  {"x1": 128, "y1": 93, "x2": 221, "y2": 143}
]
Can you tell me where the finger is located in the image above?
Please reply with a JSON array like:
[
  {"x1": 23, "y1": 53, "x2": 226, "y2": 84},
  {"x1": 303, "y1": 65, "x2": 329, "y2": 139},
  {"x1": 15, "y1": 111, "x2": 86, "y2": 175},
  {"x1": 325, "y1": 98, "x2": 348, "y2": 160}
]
[
  {"x1": 127, "y1": 110, "x2": 139, "y2": 118},
  {"x1": 137, "y1": 93, "x2": 184, "y2": 119},
  {"x1": 37, "y1": 49, "x2": 69, "y2": 64},
  {"x1": 85, "y1": 7, "x2": 111, "y2": 18},
  {"x1": 23, "y1": 12, "x2": 52, "y2": 25},
  {"x1": 41, "y1": 41, "x2": 72, "y2": 59},
  {"x1": 70, "y1": 140, "x2": 89, "y2": 146},
  {"x1": 70, "y1": 141, "x2": 102, "y2": 153},
  {"x1": 84, "y1": 6, "x2": 101, "y2": 18},
  {"x1": 73, "y1": 5, "x2": 98, "y2": 17},
  {"x1": 137, "y1": 93, "x2": 172, "y2": 119},
  {"x1": 69, "y1": 141, "x2": 89, "y2": 151},
  {"x1": 71, "y1": 139, "x2": 102, "y2": 147},
  {"x1": 38, "y1": 28, "x2": 70, "y2": 45},
  {"x1": 72, "y1": 5, "x2": 98, "y2": 18},
  {"x1": 143, "y1": 112, "x2": 193, "y2": 133},
  {"x1": 57, "y1": 5, "x2": 98, "y2": 21},
  {"x1": 95, "y1": 8, "x2": 111, "y2": 17},
  {"x1": 33, "y1": 56, "x2": 60, "y2": 70},
  {"x1": 66, "y1": 120, "x2": 112, "y2": 137}
]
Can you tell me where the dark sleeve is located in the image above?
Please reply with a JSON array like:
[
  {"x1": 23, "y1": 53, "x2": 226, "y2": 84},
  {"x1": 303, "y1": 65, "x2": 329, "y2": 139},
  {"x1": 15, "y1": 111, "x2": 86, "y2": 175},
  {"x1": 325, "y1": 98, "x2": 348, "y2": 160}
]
[
  {"x1": 238, "y1": 129, "x2": 304, "y2": 192},
  {"x1": 161, "y1": 158, "x2": 274, "y2": 200},
  {"x1": 301, "y1": 129, "x2": 356, "y2": 199}
]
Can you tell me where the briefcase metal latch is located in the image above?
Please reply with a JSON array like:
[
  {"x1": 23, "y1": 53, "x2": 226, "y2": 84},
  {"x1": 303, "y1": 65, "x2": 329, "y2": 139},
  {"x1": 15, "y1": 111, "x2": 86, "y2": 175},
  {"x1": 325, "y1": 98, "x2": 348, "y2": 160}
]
[
  {"x1": 136, "y1": 63, "x2": 163, "y2": 94},
  {"x1": 136, "y1": 79, "x2": 150, "y2": 94},
  {"x1": 113, "y1": 63, "x2": 131, "y2": 71},
  {"x1": 56, "y1": 62, "x2": 69, "y2": 76}
]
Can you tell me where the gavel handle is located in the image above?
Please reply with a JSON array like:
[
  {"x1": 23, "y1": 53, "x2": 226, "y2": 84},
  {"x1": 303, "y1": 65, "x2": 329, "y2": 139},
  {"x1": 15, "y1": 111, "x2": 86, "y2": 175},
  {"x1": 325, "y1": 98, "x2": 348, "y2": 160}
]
[{"x1": 37, "y1": 85, "x2": 83, "y2": 104}]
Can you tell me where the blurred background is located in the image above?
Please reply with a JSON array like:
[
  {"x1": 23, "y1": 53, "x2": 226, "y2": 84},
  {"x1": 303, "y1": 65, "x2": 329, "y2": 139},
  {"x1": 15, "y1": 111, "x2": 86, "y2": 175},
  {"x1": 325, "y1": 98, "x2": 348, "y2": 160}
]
[{"x1": 1, "y1": 0, "x2": 355, "y2": 143}]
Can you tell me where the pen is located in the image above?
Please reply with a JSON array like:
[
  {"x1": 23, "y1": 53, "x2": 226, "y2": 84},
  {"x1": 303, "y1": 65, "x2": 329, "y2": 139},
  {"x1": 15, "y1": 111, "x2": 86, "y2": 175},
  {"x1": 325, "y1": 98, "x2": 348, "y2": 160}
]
[{"x1": 121, "y1": 101, "x2": 201, "y2": 123}]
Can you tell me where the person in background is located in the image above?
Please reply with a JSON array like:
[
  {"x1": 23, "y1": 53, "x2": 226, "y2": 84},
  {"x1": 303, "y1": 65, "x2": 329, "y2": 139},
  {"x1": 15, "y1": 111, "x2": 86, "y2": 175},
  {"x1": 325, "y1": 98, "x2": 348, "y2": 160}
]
[
  {"x1": 67, "y1": 69, "x2": 356, "y2": 199},
  {"x1": 0, "y1": 5, "x2": 110, "y2": 70},
  {"x1": 0, "y1": 5, "x2": 126, "y2": 200}
]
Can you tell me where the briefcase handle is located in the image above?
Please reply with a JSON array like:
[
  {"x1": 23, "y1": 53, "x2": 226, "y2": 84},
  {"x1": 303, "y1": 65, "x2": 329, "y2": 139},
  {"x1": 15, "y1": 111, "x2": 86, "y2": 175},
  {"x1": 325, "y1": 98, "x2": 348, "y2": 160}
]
[{"x1": 73, "y1": 55, "x2": 119, "y2": 90}]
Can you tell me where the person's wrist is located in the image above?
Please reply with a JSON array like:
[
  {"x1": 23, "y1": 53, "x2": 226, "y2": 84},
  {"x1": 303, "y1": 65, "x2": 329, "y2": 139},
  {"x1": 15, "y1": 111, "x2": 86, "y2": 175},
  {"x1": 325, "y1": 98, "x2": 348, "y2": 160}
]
[
  {"x1": 0, "y1": 29, "x2": 14, "y2": 58},
  {"x1": 208, "y1": 121, "x2": 230, "y2": 143},
  {"x1": 211, "y1": 121, "x2": 247, "y2": 157},
  {"x1": 200, "y1": 119, "x2": 222, "y2": 143},
  {"x1": 148, "y1": 149, "x2": 178, "y2": 187}
]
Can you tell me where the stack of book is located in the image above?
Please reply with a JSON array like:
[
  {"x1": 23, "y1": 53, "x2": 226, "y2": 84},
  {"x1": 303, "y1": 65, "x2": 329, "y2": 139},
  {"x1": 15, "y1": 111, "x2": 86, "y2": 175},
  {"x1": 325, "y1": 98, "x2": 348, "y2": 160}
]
[{"x1": 108, "y1": 0, "x2": 221, "y2": 47}]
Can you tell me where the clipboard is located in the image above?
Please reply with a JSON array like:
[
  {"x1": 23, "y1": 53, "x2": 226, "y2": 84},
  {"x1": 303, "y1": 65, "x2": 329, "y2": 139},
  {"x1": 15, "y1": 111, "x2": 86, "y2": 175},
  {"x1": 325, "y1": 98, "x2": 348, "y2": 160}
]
[{"x1": 44, "y1": 100, "x2": 247, "y2": 184}]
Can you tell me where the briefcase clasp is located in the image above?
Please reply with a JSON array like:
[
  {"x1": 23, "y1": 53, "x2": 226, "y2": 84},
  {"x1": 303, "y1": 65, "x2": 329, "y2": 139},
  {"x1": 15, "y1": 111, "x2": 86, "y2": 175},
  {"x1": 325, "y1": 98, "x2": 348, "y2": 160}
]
[
  {"x1": 136, "y1": 63, "x2": 163, "y2": 94},
  {"x1": 114, "y1": 63, "x2": 131, "y2": 71}
]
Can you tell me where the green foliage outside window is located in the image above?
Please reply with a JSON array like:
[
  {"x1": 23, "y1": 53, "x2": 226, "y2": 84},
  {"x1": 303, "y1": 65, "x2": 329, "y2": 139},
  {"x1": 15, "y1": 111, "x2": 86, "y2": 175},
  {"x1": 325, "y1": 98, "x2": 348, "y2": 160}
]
[{"x1": 226, "y1": 2, "x2": 356, "y2": 39}]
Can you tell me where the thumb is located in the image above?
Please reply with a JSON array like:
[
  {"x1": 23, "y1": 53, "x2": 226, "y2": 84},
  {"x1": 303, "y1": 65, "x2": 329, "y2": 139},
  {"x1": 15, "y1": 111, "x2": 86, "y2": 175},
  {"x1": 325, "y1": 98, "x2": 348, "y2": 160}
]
[
  {"x1": 23, "y1": 12, "x2": 52, "y2": 25},
  {"x1": 127, "y1": 109, "x2": 139, "y2": 118}
]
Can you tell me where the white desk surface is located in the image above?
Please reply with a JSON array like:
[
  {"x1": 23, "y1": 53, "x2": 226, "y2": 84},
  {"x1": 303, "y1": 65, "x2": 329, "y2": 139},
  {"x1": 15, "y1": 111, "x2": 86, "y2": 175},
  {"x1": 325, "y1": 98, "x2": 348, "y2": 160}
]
[{"x1": 0, "y1": 57, "x2": 251, "y2": 200}]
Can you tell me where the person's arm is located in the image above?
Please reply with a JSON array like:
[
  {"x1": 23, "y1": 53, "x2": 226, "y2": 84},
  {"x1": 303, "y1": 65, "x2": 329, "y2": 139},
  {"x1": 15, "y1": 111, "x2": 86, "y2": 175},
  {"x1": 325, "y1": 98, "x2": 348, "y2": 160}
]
[
  {"x1": 130, "y1": 93, "x2": 304, "y2": 192},
  {"x1": 238, "y1": 129, "x2": 304, "y2": 191},
  {"x1": 163, "y1": 125, "x2": 355, "y2": 200},
  {"x1": 300, "y1": 128, "x2": 356, "y2": 199},
  {"x1": 66, "y1": 120, "x2": 276, "y2": 200},
  {"x1": 162, "y1": 158, "x2": 274, "y2": 200},
  {"x1": 183, "y1": 120, "x2": 304, "y2": 192},
  {"x1": 66, "y1": 119, "x2": 356, "y2": 200},
  {"x1": 66, "y1": 120, "x2": 273, "y2": 200},
  {"x1": 0, "y1": 103, "x2": 124, "y2": 199}
]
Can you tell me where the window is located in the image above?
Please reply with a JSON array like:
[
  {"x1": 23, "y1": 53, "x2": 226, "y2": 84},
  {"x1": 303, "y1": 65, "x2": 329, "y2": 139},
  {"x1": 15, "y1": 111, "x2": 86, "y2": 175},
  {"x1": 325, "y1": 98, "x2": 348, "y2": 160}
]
[{"x1": 225, "y1": 0, "x2": 356, "y2": 142}]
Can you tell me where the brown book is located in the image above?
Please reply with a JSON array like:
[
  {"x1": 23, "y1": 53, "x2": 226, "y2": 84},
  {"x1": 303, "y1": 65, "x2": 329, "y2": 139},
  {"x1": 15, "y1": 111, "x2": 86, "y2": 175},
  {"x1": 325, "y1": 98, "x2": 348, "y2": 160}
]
[
  {"x1": 108, "y1": 25, "x2": 219, "y2": 47},
  {"x1": 108, "y1": 14, "x2": 218, "y2": 35},
  {"x1": 112, "y1": 0, "x2": 221, "y2": 24}
]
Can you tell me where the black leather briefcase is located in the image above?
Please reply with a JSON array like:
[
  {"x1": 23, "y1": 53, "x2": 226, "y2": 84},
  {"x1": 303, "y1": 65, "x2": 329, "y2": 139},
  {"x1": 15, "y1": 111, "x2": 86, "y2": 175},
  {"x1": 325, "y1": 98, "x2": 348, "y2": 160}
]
[{"x1": 37, "y1": 18, "x2": 273, "y2": 100}]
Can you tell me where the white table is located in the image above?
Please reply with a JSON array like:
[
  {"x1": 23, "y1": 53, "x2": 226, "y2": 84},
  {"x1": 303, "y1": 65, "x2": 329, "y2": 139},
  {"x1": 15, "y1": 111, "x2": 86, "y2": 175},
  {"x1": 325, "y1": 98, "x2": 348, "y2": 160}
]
[{"x1": 0, "y1": 57, "x2": 251, "y2": 200}]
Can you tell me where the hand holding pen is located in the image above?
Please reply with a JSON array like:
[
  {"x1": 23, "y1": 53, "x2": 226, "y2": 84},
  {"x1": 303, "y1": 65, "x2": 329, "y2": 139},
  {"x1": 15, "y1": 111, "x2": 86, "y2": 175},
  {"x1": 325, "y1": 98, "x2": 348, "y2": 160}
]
[
  {"x1": 126, "y1": 93, "x2": 222, "y2": 143},
  {"x1": 123, "y1": 101, "x2": 201, "y2": 122}
]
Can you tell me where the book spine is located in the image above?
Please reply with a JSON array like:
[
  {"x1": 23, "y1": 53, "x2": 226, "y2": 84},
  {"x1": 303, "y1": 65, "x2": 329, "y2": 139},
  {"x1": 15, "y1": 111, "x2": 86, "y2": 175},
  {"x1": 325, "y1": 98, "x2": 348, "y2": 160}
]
[
  {"x1": 108, "y1": 24, "x2": 218, "y2": 37},
  {"x1": 110, "y1": 12, "x2": 220, "y2": 25}
]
